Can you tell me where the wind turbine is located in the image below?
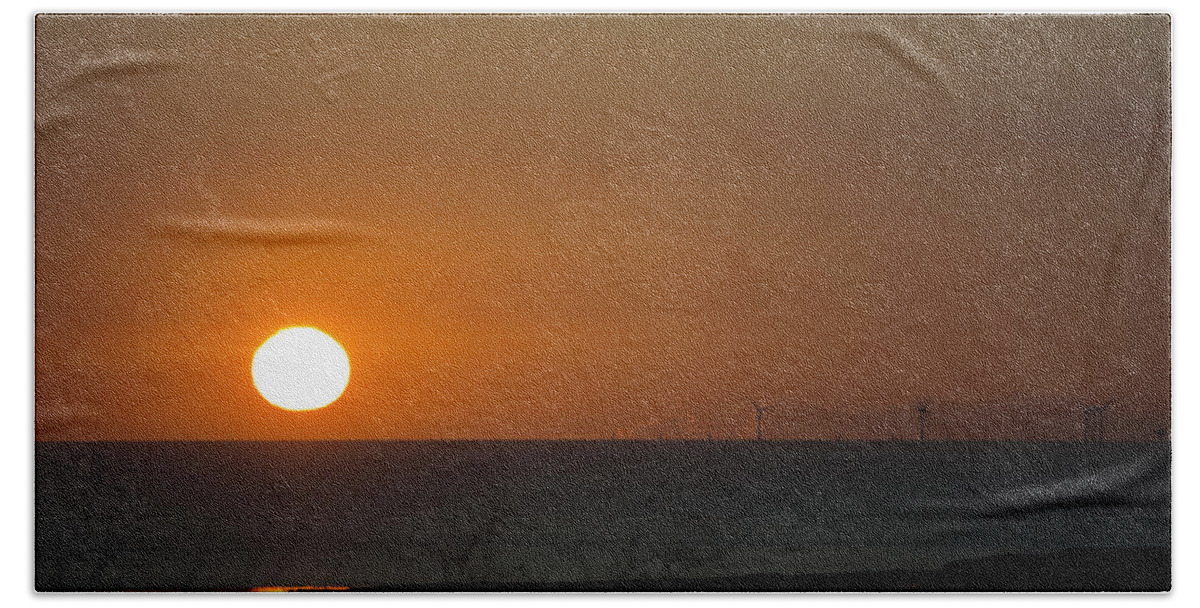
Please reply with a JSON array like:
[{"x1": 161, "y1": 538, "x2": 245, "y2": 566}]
[
  {"x1": 751, "y1": 400, "x2": 773, "y2": 441},
  {"x1": 916, "y1": 403, "x2": 930, "y2": 442},
  {"x1": 1082, "y1": 403, "x2": 1112, "y2": 442}
]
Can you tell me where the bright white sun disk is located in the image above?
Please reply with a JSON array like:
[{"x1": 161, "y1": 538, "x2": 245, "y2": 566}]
[{"x1": 252, "y1": 327, "x2": 350, "y2": 411}]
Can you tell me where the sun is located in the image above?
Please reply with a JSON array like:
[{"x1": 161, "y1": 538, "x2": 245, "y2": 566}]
[{"x1": 252, "y1": 327, "x2": 350, "y2": 411}]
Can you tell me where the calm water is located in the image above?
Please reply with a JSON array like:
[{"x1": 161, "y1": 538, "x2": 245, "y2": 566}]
[{"x1": 35, "y1": 440, "x2": 1169, "y2": 590}]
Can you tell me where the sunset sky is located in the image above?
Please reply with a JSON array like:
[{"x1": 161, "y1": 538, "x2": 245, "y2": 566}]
[{"x1": 35, "y1": 14, "x2": 1170, "y2": 441}]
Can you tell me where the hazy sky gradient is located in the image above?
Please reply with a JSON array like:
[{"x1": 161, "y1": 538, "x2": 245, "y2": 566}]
[{"x1": 36, "y1": 14, "x2": 1170, "y2": 440}]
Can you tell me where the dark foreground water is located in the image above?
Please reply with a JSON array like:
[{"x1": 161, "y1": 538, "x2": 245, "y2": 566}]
[{"x1": 36, "y1": 440, "x2": 1169, "y2": 591}]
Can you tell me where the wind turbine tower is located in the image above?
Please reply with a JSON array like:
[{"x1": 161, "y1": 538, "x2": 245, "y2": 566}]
[
  {"x1": 1082, "y1": 404, "x2": 1111, "y2": 442},
  {"x1": 751, "y1": 401, "x2": 772, "y2": 441}
]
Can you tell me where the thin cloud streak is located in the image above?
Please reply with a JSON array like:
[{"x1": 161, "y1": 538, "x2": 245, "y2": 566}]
[{"x1": 153, "y1": 216, "x2": 367, "y2": 246}]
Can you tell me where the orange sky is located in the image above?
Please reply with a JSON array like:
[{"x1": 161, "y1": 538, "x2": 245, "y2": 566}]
[{"x1": 35, "y1": 14, "x2": 1170, "y2": 441}]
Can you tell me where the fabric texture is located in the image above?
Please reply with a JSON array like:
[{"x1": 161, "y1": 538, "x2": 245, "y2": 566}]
[{"x1": 35, "y1": 14, "x2": 1170, "y2": 591}]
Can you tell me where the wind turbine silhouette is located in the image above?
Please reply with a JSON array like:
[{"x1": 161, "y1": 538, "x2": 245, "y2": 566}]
[
  {"x1": 916, "y1": 403, "x2": 929, "y2": 442},
  {"x1": 1083, "y1": 402, "x2": 1113, "y2": 442},
  {"x1": 751, "y1": 400, "x2": 773, "y2": 441}
]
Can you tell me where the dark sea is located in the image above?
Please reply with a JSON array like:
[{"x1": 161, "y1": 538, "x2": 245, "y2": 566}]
[{"x1": 35, "y1": 440, "x2": 1170, "y2": 591}]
